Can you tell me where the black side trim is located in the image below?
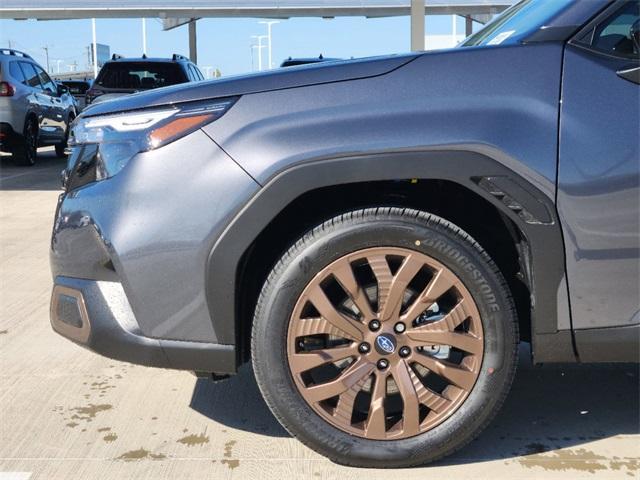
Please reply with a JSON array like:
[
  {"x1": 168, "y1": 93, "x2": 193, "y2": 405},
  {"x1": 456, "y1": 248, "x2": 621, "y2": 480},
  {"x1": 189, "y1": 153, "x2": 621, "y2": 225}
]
[
  {"x1": 524, "y1": 25, "x2": 583, "y2": 43},
  {"x1": 205, "y1": 150, "x2": 570, "y2": 362},
  {"x1": 575, "y1": 325, "x2": 640, "y2": 363},
  {"x1": 474, "y1": 176, "x2": 553, "y2": 224}
]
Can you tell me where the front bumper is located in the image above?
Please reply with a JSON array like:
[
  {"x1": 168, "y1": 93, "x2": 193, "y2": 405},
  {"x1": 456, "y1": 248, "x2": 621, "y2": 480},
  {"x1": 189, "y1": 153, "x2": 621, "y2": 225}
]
[
  {"x1": 50, "y1": 277, "x2": 236, "y2": 372},
  {"x1": 50, "y1": 129, "x2": 260, "y2": 373}
]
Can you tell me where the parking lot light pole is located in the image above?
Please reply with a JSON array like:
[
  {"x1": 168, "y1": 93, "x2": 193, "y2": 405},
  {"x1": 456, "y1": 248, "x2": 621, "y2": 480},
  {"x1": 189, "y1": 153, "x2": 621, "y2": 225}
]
[
  {"x1": 142, "y1": 18, "x2": 147, "y2": 56},
  {"x1": 259, "y1": 20, "x2": 279, "y2": 69},
  {"x1": 251, "y1": 35, "x2": 267, "y2": 71},
  {"x1": 91, "y1": 18, "x2": 98, "y2": 79},
  {"x1": 188, "y1": 20, "x2": 197, "y2": 64}
]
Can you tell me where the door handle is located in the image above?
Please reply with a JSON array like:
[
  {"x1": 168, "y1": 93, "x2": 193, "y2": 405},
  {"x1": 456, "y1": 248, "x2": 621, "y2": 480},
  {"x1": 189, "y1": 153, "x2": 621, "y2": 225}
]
[{"x1": 617, "y1": 65, "x2": 640, "y2": 85}]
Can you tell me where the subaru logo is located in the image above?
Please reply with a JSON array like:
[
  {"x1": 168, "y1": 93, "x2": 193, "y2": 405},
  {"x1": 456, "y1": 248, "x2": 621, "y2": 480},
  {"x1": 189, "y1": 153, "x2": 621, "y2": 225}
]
[{"x1": 376, "y1": 335, "x2": 396, "y2": 355}]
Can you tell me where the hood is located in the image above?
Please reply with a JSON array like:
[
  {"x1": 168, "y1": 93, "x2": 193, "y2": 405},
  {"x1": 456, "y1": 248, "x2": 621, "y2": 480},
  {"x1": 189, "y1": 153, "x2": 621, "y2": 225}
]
[{"x1": 81, "y1": 53, "x2": 420, "y2": 117}]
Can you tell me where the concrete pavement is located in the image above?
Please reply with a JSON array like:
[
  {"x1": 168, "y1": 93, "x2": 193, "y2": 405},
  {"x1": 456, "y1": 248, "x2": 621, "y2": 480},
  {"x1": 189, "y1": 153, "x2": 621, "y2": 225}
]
[{"x1": 0, "y1": 150, "x2": 638, "y2": 479}]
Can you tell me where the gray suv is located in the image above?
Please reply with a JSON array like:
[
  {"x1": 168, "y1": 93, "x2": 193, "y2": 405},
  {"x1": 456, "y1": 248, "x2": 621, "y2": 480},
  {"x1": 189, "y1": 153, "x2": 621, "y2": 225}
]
[
  {"x1": 0, "y1": 49, "x2": 77, "y2": 165},
  {"x1": 50, "y1": 0, "x2": 639, "y2": 468}
]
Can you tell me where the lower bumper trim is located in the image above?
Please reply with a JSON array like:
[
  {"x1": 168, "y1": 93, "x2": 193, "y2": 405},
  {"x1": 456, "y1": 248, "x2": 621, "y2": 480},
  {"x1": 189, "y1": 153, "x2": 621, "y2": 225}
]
[{"x1": 50, "y1": 277, "x2": 237, "y2": 374}]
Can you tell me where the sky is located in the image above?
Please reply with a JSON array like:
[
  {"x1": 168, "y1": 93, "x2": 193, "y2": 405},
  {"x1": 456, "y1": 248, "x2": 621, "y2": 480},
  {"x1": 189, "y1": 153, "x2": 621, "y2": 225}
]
[{"x1": 0, "y1": 15, "x2": 477, "y2": 78}]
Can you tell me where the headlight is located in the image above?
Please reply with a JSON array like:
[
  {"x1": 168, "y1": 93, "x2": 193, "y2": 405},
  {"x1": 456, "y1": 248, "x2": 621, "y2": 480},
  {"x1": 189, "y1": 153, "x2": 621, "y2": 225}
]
[{"x1": 64, "y1": 98, "x2": 237, "y2": 190}]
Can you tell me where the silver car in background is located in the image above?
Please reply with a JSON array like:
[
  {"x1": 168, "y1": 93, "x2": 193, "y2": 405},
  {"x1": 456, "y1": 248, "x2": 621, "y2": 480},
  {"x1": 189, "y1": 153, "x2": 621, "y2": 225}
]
[{"x1": 0, "y1": 49, "x2": 77, "y2": 165}]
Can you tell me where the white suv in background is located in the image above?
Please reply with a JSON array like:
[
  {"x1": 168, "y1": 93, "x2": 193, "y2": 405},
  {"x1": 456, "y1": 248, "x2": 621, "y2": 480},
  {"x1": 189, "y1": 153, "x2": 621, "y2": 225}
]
[{"x1": 0, "y1": 49, "x2": 77, "y2": 166}]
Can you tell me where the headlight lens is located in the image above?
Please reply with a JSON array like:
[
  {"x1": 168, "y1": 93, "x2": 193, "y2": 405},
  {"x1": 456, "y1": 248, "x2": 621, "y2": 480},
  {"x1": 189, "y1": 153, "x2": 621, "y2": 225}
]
[{"x1": 64, "y1": 98, "x2": 237, "y2": 190}]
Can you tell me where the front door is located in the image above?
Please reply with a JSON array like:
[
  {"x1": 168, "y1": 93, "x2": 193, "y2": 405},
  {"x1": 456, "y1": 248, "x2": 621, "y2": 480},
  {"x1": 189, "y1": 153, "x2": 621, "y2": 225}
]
[{"x1": 558, "y1": 2, "x2": 639, "y2": 331}]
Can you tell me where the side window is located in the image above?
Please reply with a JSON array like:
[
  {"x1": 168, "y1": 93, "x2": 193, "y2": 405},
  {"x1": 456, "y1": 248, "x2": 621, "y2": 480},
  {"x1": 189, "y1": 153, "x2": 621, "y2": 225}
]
[
  {"x1": 9, "y1": 62, "x2": 26, "y2": 83},
  {"x1": 195, "y1": 66, "x2": 205, "y2": 81},
  {"x1": 20, "y1": 62, "x2": 42, "y2": 89},
  {"x1": 33, "y1": 64, "x2": 57, "y2": 93},
  {"x1": 577, "y1": 2, "x2": 639, "y2": 59}
]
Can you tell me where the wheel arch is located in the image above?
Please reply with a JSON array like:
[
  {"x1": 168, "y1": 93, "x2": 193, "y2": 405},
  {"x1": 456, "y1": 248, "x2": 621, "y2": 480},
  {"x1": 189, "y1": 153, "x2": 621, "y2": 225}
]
[{"x1": 205, "y1": 149, "x2": 575, "y2": 365}]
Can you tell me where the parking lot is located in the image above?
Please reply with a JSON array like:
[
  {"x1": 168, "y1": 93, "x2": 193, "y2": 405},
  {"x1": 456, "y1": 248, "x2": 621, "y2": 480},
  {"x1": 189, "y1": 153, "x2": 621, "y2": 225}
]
[{"x1": 0, "y1": 151, "x2": 638, "y2": 480}]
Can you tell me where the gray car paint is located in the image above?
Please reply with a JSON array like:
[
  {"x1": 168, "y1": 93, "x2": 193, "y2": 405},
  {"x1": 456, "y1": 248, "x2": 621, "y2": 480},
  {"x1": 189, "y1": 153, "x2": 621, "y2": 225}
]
[
  {"x1": 52, "y1": 130, "x2": 259, "y2": 342},
  {"x1": 50, "y1": 0, "x2": 639, "y2": 367},
  {"x1": 80, "y1": 53, "x2": 420, "y2": 118},
  {"x1": 558, "y1": 43, "x2": 640, "y2": 330},
  {"x1": 204, "y1": 44, "x2": 564, "y2": 199}
]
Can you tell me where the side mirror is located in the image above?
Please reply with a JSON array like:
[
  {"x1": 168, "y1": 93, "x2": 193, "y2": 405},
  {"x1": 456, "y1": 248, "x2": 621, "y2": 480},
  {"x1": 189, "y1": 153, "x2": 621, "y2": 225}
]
[
  {"x1": 57, "y1": 84, "x2": 69, "y2": 96},
  {"x1": 631, "y1": 19, "x2": 640, "y2": 53}
]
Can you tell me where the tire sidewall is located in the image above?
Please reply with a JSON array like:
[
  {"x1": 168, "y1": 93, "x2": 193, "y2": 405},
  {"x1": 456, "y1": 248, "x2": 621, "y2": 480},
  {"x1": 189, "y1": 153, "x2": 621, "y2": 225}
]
[
  {"x1": 16, "y1": 118, "x2": 38, "y2": 166},
  {"x1": 253, "y1": 211, "x2": 517, "y2": 467}
]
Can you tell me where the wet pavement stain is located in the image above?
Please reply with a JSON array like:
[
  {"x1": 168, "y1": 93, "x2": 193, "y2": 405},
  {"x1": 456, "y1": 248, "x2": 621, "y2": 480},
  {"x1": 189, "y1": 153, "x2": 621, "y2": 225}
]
[
  {"x1": 519, "y1": 448, "x2": 609, "y2": 474},
  {"x1": 65, "y1": 422, "x2": 79, "y2": 428},
  {"x1": 222, "y1": 440, "x2": 240, "y2": 469},
  {"x1": 117, "y1": 448, "x2": 166, "y2": 461},
  {"x1": 177, "y1": 432, "x2": 210, "y2": 447},
  {"x1": 224, "y1": 440, "x2": 236, "y2": 458},
  {"x1": 103, "y1": 432, "x2": 118, "y2": 443},
  {"x1": 610, "y1": 457, "x2": 639, "y2": 477},
  {"x1": 221, "y1": 459, "x2": 240, "y2": 470},
  {"x1": 69, "y1": 403, "x2": 112, "y2": 422},
  {"x1": 90, "y1": 381, "x2": 115, "y2": 392},
  {"x1": 97, "y1": 427, "x2": 111, "y2": 432},
  {"x1": 0, "y1": 330, "x2": 8, "y2": 334}
]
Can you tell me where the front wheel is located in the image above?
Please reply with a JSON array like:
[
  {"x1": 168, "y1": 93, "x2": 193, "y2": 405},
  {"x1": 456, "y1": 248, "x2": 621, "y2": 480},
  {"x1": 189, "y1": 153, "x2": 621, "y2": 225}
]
[{"x1": 252, "y1": 208, "x2": 518, "y2": 468}]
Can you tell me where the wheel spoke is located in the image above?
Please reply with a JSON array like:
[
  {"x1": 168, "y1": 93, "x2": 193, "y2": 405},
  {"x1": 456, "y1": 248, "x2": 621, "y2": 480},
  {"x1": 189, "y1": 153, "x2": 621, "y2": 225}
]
[
  {"x1": 365, "y1": 372, "x2": 387, "y2": 437},
  {"x1": 410, "y1": 330, "x2": 482, "y2": 355},
  {"x1": 401, "y1": 267, "x2": 456, "y2": 324},
  {"x1": 305, "y1": 358, "x2": 374, "y2": 403},
  {"x1": 407, "y1": 367, "x2": 452, "y2": 414},
  {"x1": 293, "y1": 317, "x2": 345, "y2": 338},
  {"x1": 415, "y1": 355, "x2": 477, "y2": 391},
  {"x1": 391, "y1": 360, "x2": 421, "y2": 436},
  {"x1": 290, "y1": 344, "x2": 359, "y2": 374},
  {"x1": 333, "y1": 374, "x2": 371, "y2": 425},
  {"x1": 405, "y1": 300, "x2": 482, "y2": 354},
  {"x1": 306, "y1": 285, "x2": 365, "y2": 341},
  {"x1": 332, "y1": 261, "x2": 375, "y2": 320},
  {"x1": 369, "y1": 254, "x2": 422, "y2": 322}
]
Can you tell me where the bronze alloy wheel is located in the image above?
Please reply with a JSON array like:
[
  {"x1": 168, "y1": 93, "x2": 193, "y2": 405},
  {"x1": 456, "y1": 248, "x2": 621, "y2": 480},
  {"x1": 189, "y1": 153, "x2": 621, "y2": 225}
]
[{"x1": 287, "y1": 246, "x2": 484, "y2": 440}]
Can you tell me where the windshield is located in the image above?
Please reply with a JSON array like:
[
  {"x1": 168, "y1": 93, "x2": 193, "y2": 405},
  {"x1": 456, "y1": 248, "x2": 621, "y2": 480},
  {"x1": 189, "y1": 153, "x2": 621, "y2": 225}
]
[
  {"x1": 461, "y1": 0, "x2": 575, "y2": 47},
  {"x1": 95, "y1": 62, "x2": 185, "y2": 90}
]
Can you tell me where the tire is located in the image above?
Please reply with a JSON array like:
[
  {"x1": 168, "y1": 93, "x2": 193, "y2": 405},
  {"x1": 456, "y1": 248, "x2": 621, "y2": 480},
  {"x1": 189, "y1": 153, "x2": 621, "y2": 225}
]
[
  {"x1": 251, "y1": 207, "x2": 518, "y2": 468},
  {"x1": 12, "y1": 117, "x2": 38, "y2": 166}
]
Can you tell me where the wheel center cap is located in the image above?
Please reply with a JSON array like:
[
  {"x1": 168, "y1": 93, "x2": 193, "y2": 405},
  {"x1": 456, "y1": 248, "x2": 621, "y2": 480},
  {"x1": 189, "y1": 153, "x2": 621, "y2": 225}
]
[{"x1": 375, "y1": 334, "x2": 397, "y2": 355}]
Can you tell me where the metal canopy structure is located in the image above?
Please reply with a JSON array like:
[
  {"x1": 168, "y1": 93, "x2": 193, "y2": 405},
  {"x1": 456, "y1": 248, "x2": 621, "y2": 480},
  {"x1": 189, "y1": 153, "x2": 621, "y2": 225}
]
[
  {"x1": 0, "y1": 0, "x2": 513, "y2": 67},
  {"x1": 0, "y1": 1, "x2": 512, "y2": 20}
]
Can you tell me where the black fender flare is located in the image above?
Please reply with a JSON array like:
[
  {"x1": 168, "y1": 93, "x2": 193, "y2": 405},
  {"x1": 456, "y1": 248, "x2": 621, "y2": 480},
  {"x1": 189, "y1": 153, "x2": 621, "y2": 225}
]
[{"x1": 205, "y1": 149, "x2": 571, "y2": 361}]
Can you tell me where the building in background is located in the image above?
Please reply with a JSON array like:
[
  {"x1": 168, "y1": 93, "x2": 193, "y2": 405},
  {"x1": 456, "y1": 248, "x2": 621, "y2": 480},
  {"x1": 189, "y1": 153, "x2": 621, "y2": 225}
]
[{"x1": 88, "y1": 43, "x2": 110, "y2": 68}]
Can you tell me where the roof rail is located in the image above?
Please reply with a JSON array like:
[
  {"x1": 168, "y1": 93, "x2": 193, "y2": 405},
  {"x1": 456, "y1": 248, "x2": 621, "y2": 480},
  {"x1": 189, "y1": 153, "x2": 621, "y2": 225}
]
[
  {"x1": 172, "y1": 53, "x2": 189, "y2": 62},
  {"x1": 0, "y1": 48, "x2": 32, "y2": 59},
  {"x1": 111, "y1": 53, "x2": 124, "y2": 60}
]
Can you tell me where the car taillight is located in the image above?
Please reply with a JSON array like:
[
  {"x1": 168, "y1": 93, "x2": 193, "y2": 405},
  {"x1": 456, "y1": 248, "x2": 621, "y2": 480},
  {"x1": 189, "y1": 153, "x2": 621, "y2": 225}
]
[{"x1": 0, "y1": 82, "x2": 15, "y2": 97}]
